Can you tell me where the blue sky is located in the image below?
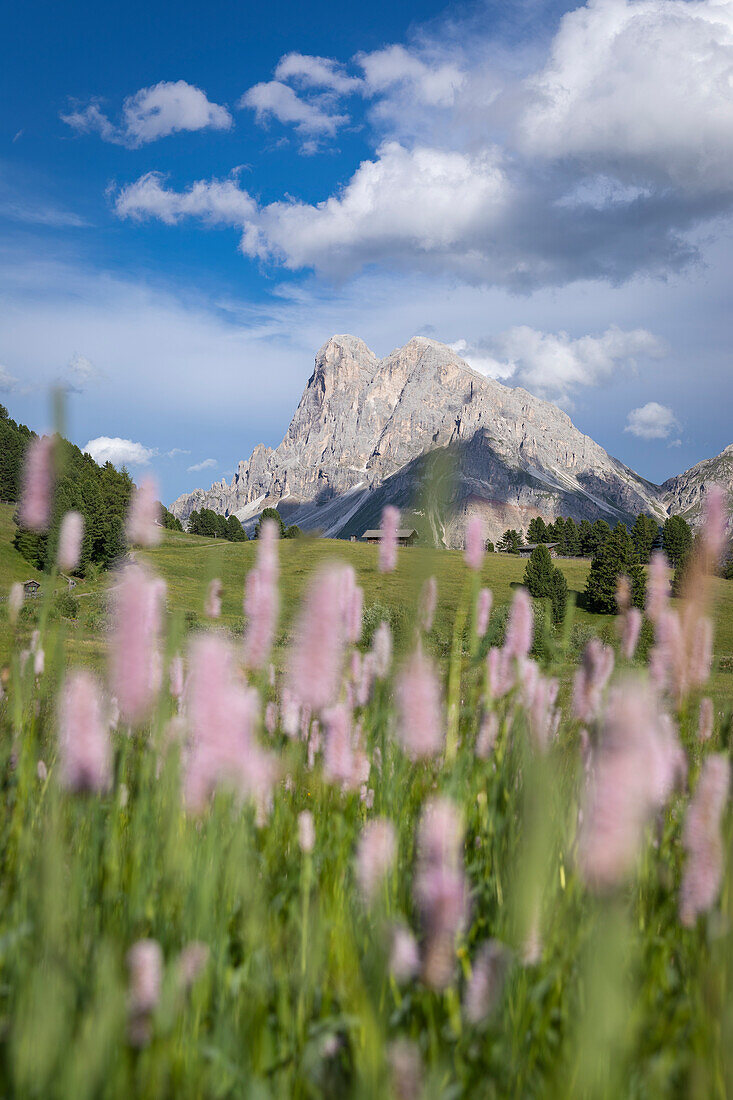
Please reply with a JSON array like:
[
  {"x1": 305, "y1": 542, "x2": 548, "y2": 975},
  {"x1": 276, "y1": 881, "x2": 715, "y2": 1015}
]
[{"x1": 2, "y1": 0, "x2": 732, "y2": 506}]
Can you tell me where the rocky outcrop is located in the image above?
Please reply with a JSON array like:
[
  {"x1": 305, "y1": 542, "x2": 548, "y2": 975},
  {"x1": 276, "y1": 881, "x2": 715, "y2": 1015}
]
[
  {"x1": 662, "y1": 444, "x2": 733, "y2": 524},
  {"x1": 170, "y1": 334, "x2": 676, "y2": 544}
]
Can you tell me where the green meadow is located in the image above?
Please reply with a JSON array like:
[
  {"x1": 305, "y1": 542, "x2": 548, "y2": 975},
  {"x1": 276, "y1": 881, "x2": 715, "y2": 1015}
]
[{"x1": 3, "y1": 502, "x2": 732, "y2": 706}]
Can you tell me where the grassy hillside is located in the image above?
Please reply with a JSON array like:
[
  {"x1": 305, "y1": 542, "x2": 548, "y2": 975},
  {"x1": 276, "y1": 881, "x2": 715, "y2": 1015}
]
[
  {"x1": 2, "y1": 502, "x2": 732, "y2": 703},
  {"x1": 0, "y1": 502, "x2": 44, "y2": 586}
]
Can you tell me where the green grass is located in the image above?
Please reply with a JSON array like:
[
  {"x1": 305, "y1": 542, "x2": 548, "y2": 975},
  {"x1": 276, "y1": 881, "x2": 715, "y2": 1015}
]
[{"x1": 2, "y1": 502, "x2": 733, "y2": 703}]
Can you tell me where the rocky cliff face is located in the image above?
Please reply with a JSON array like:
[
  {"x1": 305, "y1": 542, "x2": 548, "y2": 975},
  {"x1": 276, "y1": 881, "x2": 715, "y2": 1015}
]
[
  {"x1": 662, "y1": 444, "x2": 733, "y2": 524},
  {"x1": 170, "y1": 334, "x2": 679, "y2": 544}
]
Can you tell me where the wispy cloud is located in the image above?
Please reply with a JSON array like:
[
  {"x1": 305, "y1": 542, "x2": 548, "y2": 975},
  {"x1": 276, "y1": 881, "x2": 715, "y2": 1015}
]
[
  {"x1": 187, "y1": 457, "x2": 217, "y2": 472},
  {"x1": 0, "y1": 197, "x2": 89, "y2": 228},
  {"x1": 452, "y1": 326, "x2": 665, "y2": 406},
  {"x1": 0, "y1": 365, "x2": 19, "y2": 392}
]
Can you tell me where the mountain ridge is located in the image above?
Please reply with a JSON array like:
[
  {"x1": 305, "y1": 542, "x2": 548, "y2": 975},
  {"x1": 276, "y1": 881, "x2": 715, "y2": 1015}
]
[{"x1": 170, "y1": 335, "x2": 728, "y2": 544}]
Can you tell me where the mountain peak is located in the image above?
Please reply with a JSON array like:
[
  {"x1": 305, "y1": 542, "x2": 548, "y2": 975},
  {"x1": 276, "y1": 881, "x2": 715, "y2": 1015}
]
[{"x1": 171, "y1": 332, "x2": 671, "y2": 541}]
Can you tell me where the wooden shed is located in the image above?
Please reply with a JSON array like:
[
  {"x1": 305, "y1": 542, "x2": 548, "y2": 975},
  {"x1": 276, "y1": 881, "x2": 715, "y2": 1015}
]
[{"x1": 361, "y1": 528, "x2": 418, "y2": 547}]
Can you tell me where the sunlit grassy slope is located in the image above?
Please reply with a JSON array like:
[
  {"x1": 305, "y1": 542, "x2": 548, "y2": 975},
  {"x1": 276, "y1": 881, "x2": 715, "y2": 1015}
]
[{"x1": 2, "y1": 503, "x2": 732, "y2": 703}]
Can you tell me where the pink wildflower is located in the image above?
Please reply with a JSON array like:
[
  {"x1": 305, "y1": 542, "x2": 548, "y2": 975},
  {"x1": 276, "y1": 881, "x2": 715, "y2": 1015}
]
[
  {"x1": 37, "y1": 759, "x2": 48, "y2": 782},
  {"x1": 388, "y1": 1040, "x2": 423, "y2": 1100},
  {"x1": 689, "y1": 615, "x2": 713, "y2": 688},
  {"x1": 702, "y1": 484, "x2": 728, "y2": 568},
  {"x1": 487, "y1": 646, "x2": 514, "y2": 699},
  {"x1": 356, "y1": 818, "x2": 397, "y2": 903},
  {"x1": 572, "y1": 639, "x2": 614, "y2": 723},
  {"x1": 183, "y1": 633, "x2": 275, "y2": 813},
  {"x1": 652, "y1": 608, "x2": 712, "y2": 701},
  {"x1": 127, "y1": 939, "x2": 163, "y2": 1046},
  {"x1": 646, "y1": 551, "x2": 669, "y2": 623},
  {"x1": 372, "y1": 621, "x2": 392, "y2": 679},
  {"x1": 578, "y1": 679, "x2": 682, "y2": 890},
  {"x1": 323, "y1": 704, "x2": 356, "y2": 787},
  {"x1": 286, "y1": 566, "x2": 346, "y2": 711},
  {"x1": 176, "y1": 942, "x2": 209, "y2": 992},
  {"x1": 390, "y1": 925, "x2": 420, "y2": 982},
  {"x1": 357, "y1": 652, "x2": 376, "y2": 707},
  {"x1": 698, "y1": 697, "x2": 714, "y2": 742},
  {"x1": 395, "y1": 649, "x2": 443, "y2": 759},
  {"x1": 205, "y1": 578, "x2": 222, "y2": 619},
  {"x1": 476, "y1": 587, "x2": 493, "y2": 638},
  {"x1": 298, "y1": 809, "x2": 315, "y2": 853},
  {"x1": 679, "y1": 754, "x2": 730, "y2": 926},
  {"x1": 464, "y1": 516, "x2": 485, "y2": 571},
  {"x1": 528, "y1": 674, "x2": 559, "y2": 752},
  {"x1": 415, "y1": 797, "x2": 467, "y2": 989},
  {"x1": 58, "y1": 670, "x2": 112, "y2": 793},
  {"x1": 419, "y1": 576, "x2": 438, "y2": 633},
  {"x1": 109, "y1": 563, "x2": 165, "y2": 725},
  {"x1": 616, "y1": 575, "x2": 631, "y2": 613},
  {"x1": 57, "y1": 510, "x2": 84, "y2": 572},
  {"x1": 504, "y1": 587, "x2": 533, "y2": 661},
  {"x1": 338, "y1": 566, "x2": 364, "y2": 644},
  {"x1": 379, "y1": 505, "x2": 399, "y2": 573},
  {"x1": 8, "y1": 582, "x2": 23, "y2": 625},
  {"x1": 243, "y1": 519, "x2": 279, "y2": 670},
  {"x1": 476, "y1": 712, "x2": 498, "y2": 758},
  {"x1": 126, "y1": 476, "x2": 162, "y2": 547},
  {"x1": 621, "y1": 607, "x2": 642, "y2": 660},
  {"x1": 464, "y1": 941, "x2": 509, "y2": 1023},
  {"x1": 169, "y1": 656, "x2": 184, "y2": 699},
  {"x1": 265, "y1": 700, "x2": 278, "y2": 734},
  {"x1": 19, "y1": 434, "x2": 54, "y2": 533}
]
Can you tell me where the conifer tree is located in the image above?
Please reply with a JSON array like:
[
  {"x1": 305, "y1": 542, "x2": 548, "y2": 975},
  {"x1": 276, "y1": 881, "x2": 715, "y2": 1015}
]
[
  {"x1": 662, "y1": 515, "x2": 693, "y2": 568},
  {"x1": 631, "y1": 513, "x2": 659, "y2": 564},
  {"x1": 527, "y1": 516, "x2": 549, "y2": 544},
  {"x1": 226, "y1": 514, "x2": 248, "y2": 541},
  {"x1": 584, "y1": 523, "x2": 645, "y2": 613}
]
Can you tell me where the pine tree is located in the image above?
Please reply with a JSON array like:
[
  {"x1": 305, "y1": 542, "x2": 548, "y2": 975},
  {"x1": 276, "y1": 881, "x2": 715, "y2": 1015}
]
[
  {"x1": 563, "y1": 517, "x2": 580, "y2": 556},
  {"x1": 589, "y1": 519, "x2": 612, "y2": 555},
  {"x1": 527, "y1": 516, "x2": 549, "y2": 544},
  {"x1": 523, "y1": 545, "x2": 568, "y2": 622},
  {"x1": 255, "y1": 508, "x2": 285, "y2": 539},
  {"x1": 578, "y1": 520, "x2": 594, "y2": 556},
  {"x1": 550, "y1": 567, "x2": 568, "y2": 624},
  {"x1": 498, "y1": 529, "x2": 523, "y2": 554},
  {"x1": 631, "y1": 513, "x2": 659, "y2": 564},
  {"x1": 584, "y1": 523, "x2": 645, "y2": 613},
  {"x1": 663, "y1": 515, "x2": 693, "y2": 568},
  {"x1": 523, "y1": 544, "x2": 555, "y2": 597},
  {"x1": 225, "y1": 514, "x2": 248, "y2": 541}
]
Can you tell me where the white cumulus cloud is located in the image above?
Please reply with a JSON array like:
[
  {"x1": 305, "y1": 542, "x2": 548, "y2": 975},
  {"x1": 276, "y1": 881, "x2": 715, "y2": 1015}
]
[
  {"x1": 241, "y1": 142, "x2": 508, "y2": 274},
  {"x1": 624, "y1": 401, "x2": 681, "y2": 439},
  {"x1": 62, "y1": 80, "x2": 232, "y2": 147},
  {"x1": 520, "y1": 0, "x2": 733, "y2": 191},
  {"x1": 240, "y1": 80, "x2": 348, "y2": 138},
  {"x1": 114, "y1": 172, "x2": 257, "y2": 225},
  {"x1": 357, "y1": 44, "x2": 465, "y2": 107},
  {"x1": 452, "y1": 325, "x2": 665, "y2": 405},
  {"x1": 84, "y1": 436, "x2": 156, "y2": 466}
]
